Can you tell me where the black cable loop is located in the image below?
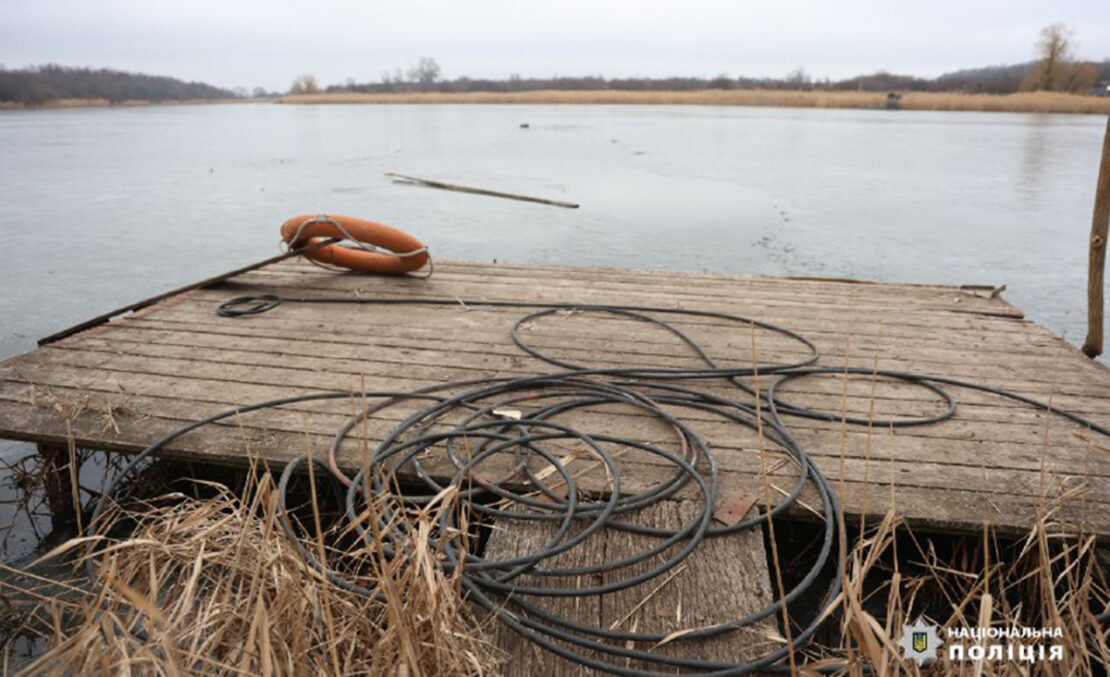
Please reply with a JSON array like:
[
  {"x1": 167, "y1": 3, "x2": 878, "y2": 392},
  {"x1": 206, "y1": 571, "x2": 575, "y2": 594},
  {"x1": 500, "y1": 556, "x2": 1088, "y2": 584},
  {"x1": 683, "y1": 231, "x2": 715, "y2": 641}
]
[{"x1": 81, "y1": 291, "x2": 1110, "y2": 675}]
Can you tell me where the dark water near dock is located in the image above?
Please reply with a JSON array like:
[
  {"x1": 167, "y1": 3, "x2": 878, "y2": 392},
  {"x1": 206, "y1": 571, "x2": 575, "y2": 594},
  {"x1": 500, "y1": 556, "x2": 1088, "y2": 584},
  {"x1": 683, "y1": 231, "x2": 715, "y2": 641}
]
[{"x1": 0, "y1": 102, "x2": 1105, "y2": 559}]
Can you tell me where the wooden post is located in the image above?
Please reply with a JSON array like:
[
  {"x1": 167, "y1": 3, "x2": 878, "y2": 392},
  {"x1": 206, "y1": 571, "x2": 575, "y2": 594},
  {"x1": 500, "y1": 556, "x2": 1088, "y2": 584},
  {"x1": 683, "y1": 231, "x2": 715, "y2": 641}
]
[
  {"x1": 1082, "y1": 117, "x2": 1110, "y2": 358},
  {"x1": 37, "y1": 443, "x2": 78, "y2": 535}
]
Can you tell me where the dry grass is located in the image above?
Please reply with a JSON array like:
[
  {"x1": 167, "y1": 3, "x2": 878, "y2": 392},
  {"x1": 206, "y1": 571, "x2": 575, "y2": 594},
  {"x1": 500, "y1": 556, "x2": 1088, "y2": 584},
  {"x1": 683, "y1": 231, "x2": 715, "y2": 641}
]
[
  {"x1": 281, "y1": 88, "x2": 887, "y2": 109},
  {"x1": 814, "y1": 501, "x2": 1110, "y2": 675},
  {"x1": 35, "y1": 98, "x2": 112, "y2": 109},
  {"x1": 6, "y1": 89, "x2": 1103, "y2": 113},
  {"x1": 5, "y1": 470, "x2": 501, "y2": 676},
  {"x1": 279, "y1": 89, "x2": 1110, "y2": 114},
  {"x1": 901, "y1": 91, "x2": 1110, "y2": 114},
  {"x1": 9, "y1": 484, "x2": 1105, "y2": 675}
]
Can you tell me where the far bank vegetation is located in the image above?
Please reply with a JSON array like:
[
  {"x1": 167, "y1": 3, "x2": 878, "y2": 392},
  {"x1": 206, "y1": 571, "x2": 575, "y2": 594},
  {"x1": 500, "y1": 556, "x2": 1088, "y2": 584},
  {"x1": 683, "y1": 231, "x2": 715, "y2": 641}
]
[
  {"x1": 0, "y1": 64, "x2": 236, "y2": 107},
  {"x1": 281, "y1": 89, "x2": 1110, "y2": 114},
  {"x1": 1019, "y1": 23, "x2": 1099, "y2": 94},
  {"x1": 3, "y1": 23, "x2": 1107, "y2": 113},
  {"x1": 285, "y1": 24, "x2": 1109, "y2": 114}
]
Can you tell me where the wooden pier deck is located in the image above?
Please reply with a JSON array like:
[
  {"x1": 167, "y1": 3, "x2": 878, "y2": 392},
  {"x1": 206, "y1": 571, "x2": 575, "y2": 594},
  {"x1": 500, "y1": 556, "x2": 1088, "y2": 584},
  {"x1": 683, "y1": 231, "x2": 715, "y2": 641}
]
[{"x1": 2, "y1": 257, "x2": 1109, "y2": 672}]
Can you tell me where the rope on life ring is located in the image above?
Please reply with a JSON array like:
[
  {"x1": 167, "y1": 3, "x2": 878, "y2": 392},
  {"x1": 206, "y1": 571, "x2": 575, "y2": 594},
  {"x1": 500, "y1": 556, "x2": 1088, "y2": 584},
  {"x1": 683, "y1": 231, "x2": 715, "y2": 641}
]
[{"x1": 280, "y1": 214, "x2": 432, "y2": 276}]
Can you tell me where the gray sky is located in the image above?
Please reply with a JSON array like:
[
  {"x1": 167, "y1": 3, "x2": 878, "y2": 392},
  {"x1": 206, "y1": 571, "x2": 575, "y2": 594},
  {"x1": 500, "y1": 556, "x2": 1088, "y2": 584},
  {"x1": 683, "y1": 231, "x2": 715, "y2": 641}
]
[{"x1": 1, "y1": 0, "x2": 1107, "y2": 92}]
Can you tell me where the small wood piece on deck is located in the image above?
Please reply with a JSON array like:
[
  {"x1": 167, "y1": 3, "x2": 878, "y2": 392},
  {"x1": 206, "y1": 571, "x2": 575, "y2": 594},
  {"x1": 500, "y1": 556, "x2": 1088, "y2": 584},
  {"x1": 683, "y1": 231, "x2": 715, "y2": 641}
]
[{"x1": 483, "y1": 499, "x2": 777, "y2": 675}]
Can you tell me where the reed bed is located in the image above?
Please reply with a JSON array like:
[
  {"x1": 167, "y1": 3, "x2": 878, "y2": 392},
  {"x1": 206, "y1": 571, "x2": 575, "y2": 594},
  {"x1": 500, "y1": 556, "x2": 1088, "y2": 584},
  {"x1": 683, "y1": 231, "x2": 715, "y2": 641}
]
[
  {"x1": 279, "y1": 89, "x2": 1110, "y2": 114},
  {"x1": 901, "y1": 91, "x2": 1110, "y2": 114},
  {"x1": 7, "y1": 89, "x2": 1104, "y2": 113},
  {"x1": 281, "y1": 88, "x2": 883, "y2": 109},
  {"x1": 5, "y1": 470, "x2": 501, "y2": 676},
  {"x1": 811, "y1": 501, "x2": 1110, "y2": 675},
  {"x1": 5, "y1": 475, "x2": 1106, "y2": 674}
]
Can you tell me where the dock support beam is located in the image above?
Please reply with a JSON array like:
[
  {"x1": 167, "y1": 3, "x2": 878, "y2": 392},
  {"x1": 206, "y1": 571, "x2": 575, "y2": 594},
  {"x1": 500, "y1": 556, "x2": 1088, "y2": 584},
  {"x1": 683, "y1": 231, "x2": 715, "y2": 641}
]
[
  {"x1": 1082, "y1": 117, "x2": 1110, "y2": 358},
  {"x1": 37, "y1": 443, "x2": 79, "y2": 535}
]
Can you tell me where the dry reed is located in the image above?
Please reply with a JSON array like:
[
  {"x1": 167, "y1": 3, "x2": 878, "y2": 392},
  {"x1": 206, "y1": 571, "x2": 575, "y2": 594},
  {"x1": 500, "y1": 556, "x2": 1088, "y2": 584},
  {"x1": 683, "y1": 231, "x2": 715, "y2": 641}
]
[
  {"x1": 3, "y1": 462, "x2": 1107, "y2": 674},
  {"x1": 811, "y1": 499, "x2": 1110, "y2": 675},
  {"x1": 279, "y1": 89, "x2": 1110, "y2": 115},
  {"x1": 6, "y1": 89, "x2": 1104, "y2": 113},
  {"x1": 7, "y1": 470, "x2": 501, "y2": 676}
]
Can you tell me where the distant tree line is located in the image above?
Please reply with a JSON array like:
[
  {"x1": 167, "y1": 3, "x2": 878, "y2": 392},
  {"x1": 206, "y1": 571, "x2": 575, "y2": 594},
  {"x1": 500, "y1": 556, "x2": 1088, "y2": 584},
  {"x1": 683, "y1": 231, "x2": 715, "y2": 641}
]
[
  {"x1": 321, "y1": 59, "x2": 1109, "y2": 97},
  {"x1": 5, "y1": 22, "x2": 1108, "y2": 108},
  {"x1": 0, "y1": 64, "x2": 235, "y2": 106},
  {"x1": 314, "y1": 27, "x2": 1109, "y2": 98}
]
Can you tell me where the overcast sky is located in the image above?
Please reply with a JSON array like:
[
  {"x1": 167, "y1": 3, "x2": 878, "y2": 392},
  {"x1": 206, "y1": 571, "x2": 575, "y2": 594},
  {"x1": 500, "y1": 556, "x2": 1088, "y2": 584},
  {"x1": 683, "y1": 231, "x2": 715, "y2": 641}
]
[{"x1": 1, "y1": 0, "x2": 1107, "y2": 92}]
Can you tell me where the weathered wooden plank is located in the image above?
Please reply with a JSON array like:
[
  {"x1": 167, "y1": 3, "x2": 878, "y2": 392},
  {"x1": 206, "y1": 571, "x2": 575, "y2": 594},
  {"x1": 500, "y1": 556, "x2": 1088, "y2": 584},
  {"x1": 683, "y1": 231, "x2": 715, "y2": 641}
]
[
  {"x1": 61, "y1": 314, "x2": 1110, "y2": 393},
  {"x1": 6, "y1": 352, "x2": 1110, "y2": 482},
  {"x1": 483, "y1": 499, "x2": 777, "y2": 675},
  {"x1": 484, "y1": 513, "x2": 604, "y2": 676},
  {"x1": 31, "y1": 336, "x2": 1110, "y2": 426},
  {"x1": 149, "y1": 300, "x2": 1076, "y2": 385},
  {"x1": 1, "y1": 372, "x2": 1107, "y2": 537},
  {"x1": 65, "y1": 288, "x2": 1103, "y2": 381},
  {"x1": 252, "y1": 258, "x2": 1020, "y2": 314},
  {"x1": 130, "y1": 294, "x2": 1069, "y2": 357},
  {"x1": 17, "y1": 335, "x2": 1110, "y2": 442},
  {"x1": 111, "y1": 288, "x2": 1066, "y2": 358},
  {"x1": 7, "y1": 357, "x2": 1110, "y2": 475},
  {"x1": 212, "y1": 261, "x2": 1021, "y2": 317},
  {"x1": 1, "y1": 392, "x2": 1099, "y2": 536},
  {"x1": 1, "y1": 257, "x2": 1108, "y2": 540},
  {"x1": 210, "y1": 277, "x2": 1027, "y2": 333}
]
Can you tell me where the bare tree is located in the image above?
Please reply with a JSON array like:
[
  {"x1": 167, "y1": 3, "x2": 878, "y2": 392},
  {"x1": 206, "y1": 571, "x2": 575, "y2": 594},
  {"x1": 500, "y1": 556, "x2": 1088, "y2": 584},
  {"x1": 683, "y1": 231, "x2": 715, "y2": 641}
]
[
  {"x1": 1066, "y1": 61, "x2": 1098, "y2": 93},
  {"x1": 785, "y1": 67, "x2": 813, "y2": 90},
  {"x1": 406, "y1": 57, "x2": 441, "y2": 90},
  {"x1": 709, "y1": 72, "x2": 734, "y2": 89},
  {"x1": 289, "y1": 74, "x2": 319, "y2": 95},
  {"x1": 1022, "y1": 23, "x2": 1076, "y2": 91}
]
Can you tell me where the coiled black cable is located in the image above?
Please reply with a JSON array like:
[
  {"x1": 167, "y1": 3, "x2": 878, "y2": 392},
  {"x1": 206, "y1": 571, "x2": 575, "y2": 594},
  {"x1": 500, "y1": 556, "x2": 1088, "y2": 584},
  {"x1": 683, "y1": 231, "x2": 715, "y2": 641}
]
[{"x1": 86, "y1": 292, "x2": 1110, "y2": 675}]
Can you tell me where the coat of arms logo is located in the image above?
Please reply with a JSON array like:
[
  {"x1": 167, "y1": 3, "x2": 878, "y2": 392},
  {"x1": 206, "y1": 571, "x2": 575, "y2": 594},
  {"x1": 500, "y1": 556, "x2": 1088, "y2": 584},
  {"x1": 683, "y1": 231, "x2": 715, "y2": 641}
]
[{"x1": 898, "y1": 618, "x2": 942, "y2": 666}]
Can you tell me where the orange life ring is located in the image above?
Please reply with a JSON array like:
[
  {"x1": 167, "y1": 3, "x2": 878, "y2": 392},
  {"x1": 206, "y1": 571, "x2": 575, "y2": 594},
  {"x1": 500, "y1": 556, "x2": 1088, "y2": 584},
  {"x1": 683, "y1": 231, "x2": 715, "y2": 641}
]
[{"x1": 280, "y1": 214, "x2": 429, "y2": 275}]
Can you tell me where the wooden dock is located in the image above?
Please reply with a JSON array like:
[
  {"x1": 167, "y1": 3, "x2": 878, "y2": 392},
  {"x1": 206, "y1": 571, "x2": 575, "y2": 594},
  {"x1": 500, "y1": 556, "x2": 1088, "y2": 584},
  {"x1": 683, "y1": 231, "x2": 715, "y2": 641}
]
[{"x1": 2, "y1": 257, "x2": 1109, "y2": 673}]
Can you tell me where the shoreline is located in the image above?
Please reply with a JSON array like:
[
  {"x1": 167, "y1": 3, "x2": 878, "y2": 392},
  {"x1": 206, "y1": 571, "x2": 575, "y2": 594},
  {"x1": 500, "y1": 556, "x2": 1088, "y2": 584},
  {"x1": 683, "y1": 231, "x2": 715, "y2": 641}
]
[
  {"x1": 0, "y1": 97, "x2": 257, "y2": 111},
  {"x1": 278, "y1": 89, "x2": 1110, "y2": 114},
  {"x1": 4, "y1": 90, "x2": 1108, "y2": 114}
]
